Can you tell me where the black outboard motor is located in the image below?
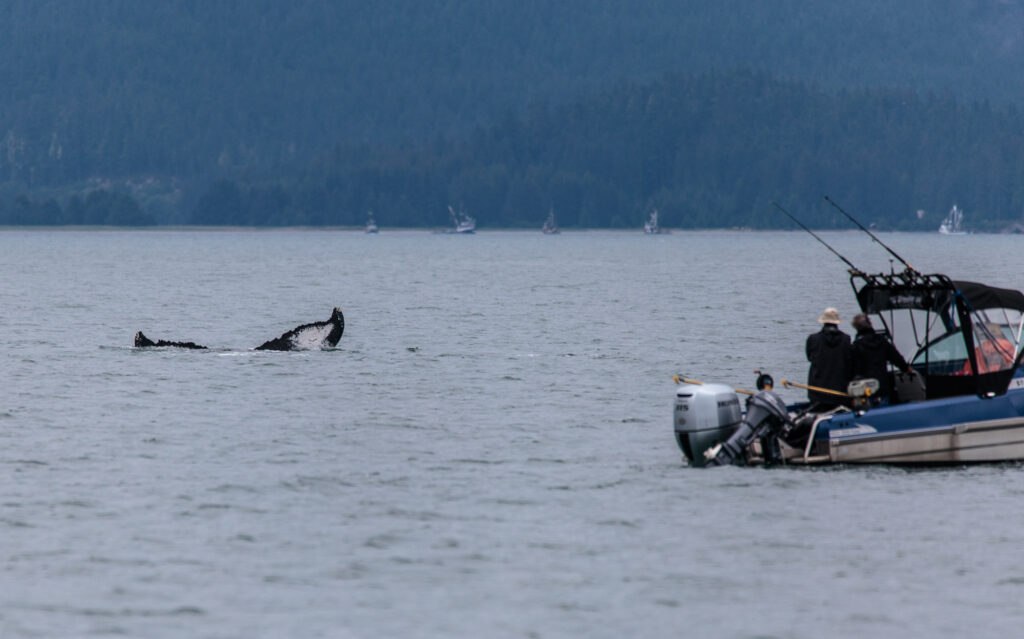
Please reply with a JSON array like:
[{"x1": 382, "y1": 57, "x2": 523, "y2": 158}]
[{"x1": 705, "y1": 390, "x2": 794, "y2": 467}]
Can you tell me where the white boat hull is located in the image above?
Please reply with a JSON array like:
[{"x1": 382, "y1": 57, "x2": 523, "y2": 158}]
[{"x1": 828, "y1": 417, "x2": 1024, "y2": 463}]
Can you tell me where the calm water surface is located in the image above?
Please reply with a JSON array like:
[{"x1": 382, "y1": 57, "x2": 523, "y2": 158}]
[{"x1": 3, "y1": 229, "x2": 1024, "y2": 638}]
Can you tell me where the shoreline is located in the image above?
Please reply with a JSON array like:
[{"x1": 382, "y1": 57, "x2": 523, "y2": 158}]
[{"x1": 0, "y1": 225, "x2": 997, "y2": 234}]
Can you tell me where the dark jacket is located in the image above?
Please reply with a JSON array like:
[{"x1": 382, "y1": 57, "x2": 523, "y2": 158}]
[
  {"x1": 852, "y1": 328, "x2": 909, "y2": 396},
  {"x1": 806, "y1": 324, "x2": 852, "y2": 406}
]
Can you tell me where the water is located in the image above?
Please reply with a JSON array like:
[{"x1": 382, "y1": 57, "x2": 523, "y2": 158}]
[{"x1": 4, "y1": 229, "x2": 1024, "y2": 638}]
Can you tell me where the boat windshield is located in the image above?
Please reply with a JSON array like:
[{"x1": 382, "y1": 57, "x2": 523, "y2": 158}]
[
  {"x1": 882, "y1": 307, "x2": 951, "y2": 360},
  {"x1": 878, "y1": 306, "x2": 969, "y2": 375},
  {"x1": 909, "y1": 329, "x2": 968, "y2": 373},
  {"x1": 910, "y1": 319, "x2": 1020, "y2": 374}
]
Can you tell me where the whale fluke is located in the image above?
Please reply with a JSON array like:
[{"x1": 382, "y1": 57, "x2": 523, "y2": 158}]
[
  {"x1": 134, "y1": 331, "x2": 207, "y2": 350},
  {"x1": 254, "y1": 307, "x2": 345, "y2": 351}
]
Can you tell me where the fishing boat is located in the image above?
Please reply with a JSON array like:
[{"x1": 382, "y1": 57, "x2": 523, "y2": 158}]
[
  {"x1": 676, "y1": 269, "x2": 1024, "y2": 467},
  {"x1": 938, "y1": 205, "x2": 967, "y2": 235},
  {"x1": 365, "y1": 211, "x2": 379, "y2": 234},
  {"x1": 643, "y1": 209, "x2": 668, "y2": 234},
  {"x1": 448, "y1": 205, "x2": 476, "y2": 234},
  {"x1": 676, "y1": 200, "x2": 1024, "y2": 467},
  {"x1": 542, "y1": 209, "x2": 560, "y2": 234}
]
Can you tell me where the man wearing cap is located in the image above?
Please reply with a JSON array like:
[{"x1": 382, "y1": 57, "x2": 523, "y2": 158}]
[{"x1": 805, "y1": 307, "x2": 852, "y2": 410}]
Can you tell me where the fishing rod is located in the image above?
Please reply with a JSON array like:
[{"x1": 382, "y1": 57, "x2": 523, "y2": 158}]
[
  {"x1": 823, "y1": 196, "x2": 916, "y2": 274},
  {"x1": 780, "y1": 378, "x2": 850, "y2": 398},
  {"x1": 771, "y1": 201, "x2": 861, "y2": 273}
]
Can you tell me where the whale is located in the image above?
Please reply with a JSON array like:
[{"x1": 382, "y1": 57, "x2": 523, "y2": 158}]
[
  {"x1": 133, "y1": 332, "x2": 207, "y2": 349},
  {"x1": 254, "y1": 307, "x2": 345, "y2": 351},
  {"x1": 133, "y1": 307, "x2": 344, "y2": 351}
]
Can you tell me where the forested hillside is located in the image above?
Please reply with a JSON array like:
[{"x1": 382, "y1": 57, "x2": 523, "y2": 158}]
[
  {"x1": 3, "y1": 1, "x2": 1024, "y2": 226},
  {"x1": 188, "y1": 71, "x2": 1024, "y2": 231}
]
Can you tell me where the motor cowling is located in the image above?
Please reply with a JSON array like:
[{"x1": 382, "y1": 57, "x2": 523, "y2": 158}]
[{"x1": 674, "y1": 383, "x2": 742, "y2": 467}]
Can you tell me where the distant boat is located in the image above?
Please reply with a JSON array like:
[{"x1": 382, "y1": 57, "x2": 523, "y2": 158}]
[
  {"x1": 542, "y1": 209, "x2": 560, "y2": 234},
  {"x1": 448, "y1": 205, "x2": 476, "y2": 234},
  {"x1": 938, "y1": 205, "x2": 967, "y2": 235},
  {"x1": 365, "y1": 211, "x2": 379, "y2": 234},
  {"x1": 643, "y1": 209, "x2": 669, "y2": 234}
]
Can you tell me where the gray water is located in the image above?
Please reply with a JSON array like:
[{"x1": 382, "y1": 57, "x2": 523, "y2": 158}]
[{"x1": 4, "y1": 229, "x2": 1024, "y2": 638}]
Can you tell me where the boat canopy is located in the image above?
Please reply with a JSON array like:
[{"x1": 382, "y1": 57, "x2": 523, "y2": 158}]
[
  {"x1": 951, "y1": 281, "x2": 1024, "y2": 313},
  {"x1": 855, "y1": 273, "x2": 1024, "y2": 315},
  {"x1": 852, "y1": 271, "x2": 1024, "y2": 399}
]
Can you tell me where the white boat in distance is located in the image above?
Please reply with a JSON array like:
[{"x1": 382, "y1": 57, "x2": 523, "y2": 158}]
[
  {"x1": 542, "y1": 209, "x2": 560, "y2": 234},
  {"x1": 643, "y1": 209, "x2": 669, "y2": 234},
  {"x1": 939, "y1": 204, "x2": 968, "y2": 235},
  {"x1": 448, "y1": 205, "x2": 476, "y2": 234},
  {"x1": 365, "y1": 211, "x2": 379, "y2": 234}
]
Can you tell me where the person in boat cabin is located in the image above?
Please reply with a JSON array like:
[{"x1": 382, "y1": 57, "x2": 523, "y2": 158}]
[
  {"x1": 962, "y1": 322, "x2": 1016, "y2": 375},
  {"x1": 850, "y1": 313, "x2": 910, "y2": 402},
  {"x1": 805, "y1": 307, "x2": 853, "y2": 410}
]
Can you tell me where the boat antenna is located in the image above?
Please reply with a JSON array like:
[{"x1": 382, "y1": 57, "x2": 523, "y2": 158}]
[
  {"x1": 771, "y1": 201, "x2": 861, "y2": 273},
  {"x1": 824, "y1": 196, "x2": 916, "y2": 274}
]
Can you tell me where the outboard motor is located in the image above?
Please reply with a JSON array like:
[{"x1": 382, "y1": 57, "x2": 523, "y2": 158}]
[
  {"x1": 704, "y1": 390, "x2": 794, "y2": 467},
  {"x1": 674, "y1": 383, "x2": 742, "y2": 467}
]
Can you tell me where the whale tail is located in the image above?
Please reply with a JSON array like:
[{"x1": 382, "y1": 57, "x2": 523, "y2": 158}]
[
  {"x1": 255, "y1": 307, "x2": 345, "y2": 351},
  {"x1": 134, "y1": 330, "x2": 208, "y2": 350}
]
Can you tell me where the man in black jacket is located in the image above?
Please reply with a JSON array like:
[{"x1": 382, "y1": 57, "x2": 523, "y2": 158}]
[
  {"x1": 851, "y1": 313, "x2": 910, "y2": 401},
  {"x1": 806, "y1": 307, "x2": 852, "y2": 410}
]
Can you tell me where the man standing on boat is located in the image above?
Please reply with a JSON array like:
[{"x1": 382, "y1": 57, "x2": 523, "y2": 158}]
[
  {"x1": 851, "y1": 313, "x2": 910, "y2": 402},
  {"x1": 805, "y1": 307, "x2": 852, "y2": 410}
]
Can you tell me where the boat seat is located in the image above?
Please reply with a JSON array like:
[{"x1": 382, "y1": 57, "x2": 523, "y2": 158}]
[{"x1": 893, "y1": 370, "x2": 926, "y2": 403}]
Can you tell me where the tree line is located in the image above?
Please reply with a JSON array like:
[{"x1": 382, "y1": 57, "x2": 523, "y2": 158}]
[
  {"x1": 3, "y1": 0, "x2": 1024, "y2": 195},
  {"x1": 0, "y1": 190, "x2": 154, "y2": 226},
  {"x1": 8, "y1": 69, "x2": 1024, "y2": 230},
  {"x1": 186, "y1": 70, "x2": 1024, "y2": 231}
]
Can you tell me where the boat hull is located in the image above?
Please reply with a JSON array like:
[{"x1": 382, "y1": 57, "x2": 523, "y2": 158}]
[
  {"x1": 818, "y1": 389, "x2": 1024, "y2": 464},
  {"x1": 828, "y1": 416, "x2": 1024, "y2": 463}
]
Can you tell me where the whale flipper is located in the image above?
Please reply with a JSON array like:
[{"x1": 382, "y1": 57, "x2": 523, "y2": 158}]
[
  {"x1": 254, "y1": 307, "x2": 345, "y2": 351},
  {"x1": 134, "y1": 331, "x2": 207, "y2": 350}
]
